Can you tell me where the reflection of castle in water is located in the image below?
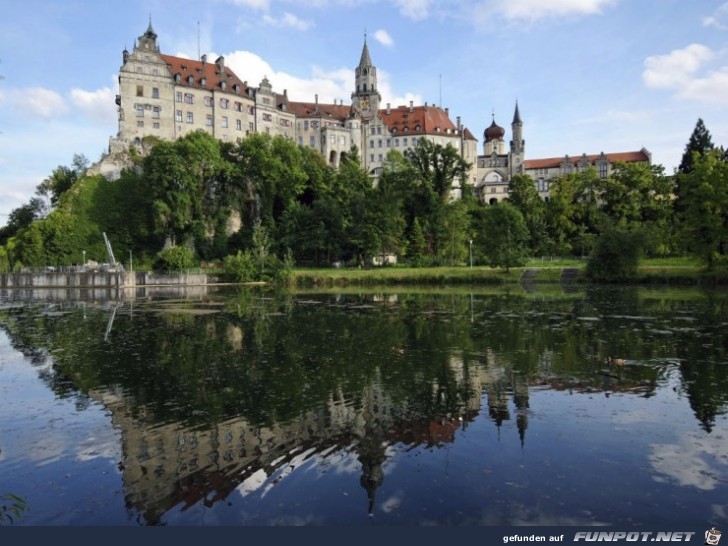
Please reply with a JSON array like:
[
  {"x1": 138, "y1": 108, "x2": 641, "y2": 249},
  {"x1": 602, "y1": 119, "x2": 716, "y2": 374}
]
[{"x1": 91, "y1": 350, "x2": 655, "y2": 524}]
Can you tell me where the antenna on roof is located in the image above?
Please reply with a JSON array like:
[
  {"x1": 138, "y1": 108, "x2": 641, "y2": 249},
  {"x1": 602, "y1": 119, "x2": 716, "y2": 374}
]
[
  {"x1": 197, "y1": 21, "x2": 201, "y2": 61},
  {"x1": 439, "y1": 74, "x2": 442, "y2": 107}
]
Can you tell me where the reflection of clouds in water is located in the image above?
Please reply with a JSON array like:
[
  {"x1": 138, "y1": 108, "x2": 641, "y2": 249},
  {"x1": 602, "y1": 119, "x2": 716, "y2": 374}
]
[
  {"x1": 380, "y1": 492, "x2": 402, "y2": 513},
  {"x1": 650, "y1": 431, "x2": 728, "y2": 490},
  {"x1": 611, "y1": 409, "x2": 656, "y2": 425},
  {"x1": 75, "y1": 426, "x2": 121, "y2": 462},
  {"x1": 237, "y1": 468, "x2": 267, "y2": 497}
]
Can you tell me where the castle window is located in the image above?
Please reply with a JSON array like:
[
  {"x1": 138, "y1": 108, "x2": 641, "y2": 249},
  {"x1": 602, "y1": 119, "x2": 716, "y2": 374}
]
[
  {"x1": 378, "y1": 139, "x2": 382, "y2": 148},
  {"x1": 220, "y1": 98, "x2": 229, "y2": 109},
  {"x1": 201, "y1": 77, "x2": 206, "y2": 87},
  {"x1": 234, "y1": 84, "x2": 240, "y2": 93},
  {"x1": 186, "y1": 112, "x2": 193, "y2": 123},
  {"x1": 395, "y1": 138, "x2": 399, "y2": 147},
  {"x1": 176, "y1": 91, "x2": 182, "y2": 102},
  {"x1": 176, "y1": 110, "x2": 182, "y2": 122},
  {"x1": 370, "y1": 140, "x2": 374, "y2": 148},
  {"x1": 136, "y1": 85, "x2": 144, "y2": 97},
  {"x1": 221, "y1": 81, "x2": 227, "y2": 90},
  {"x1": 187, "y1": 75, "x2": 194, "y2": 85},
  {"x1": 304, "y1": 120, "x2": 309, "y2": 130},
  {"x1": 377, "y1": 127, "x2": 382, "y2": 135},
  {"x1": 206, "y1": 115, "x2": 213, "y2": 127},
  {"x1": 137, "y1": 120, "x2": 144, "y2": 127},
  {"x1": 599, "y1": 162, "x2": 608, "y2": 178},
  {"x1": 415, "y1": 124, "x2": 421, "y2": 131},
  {"x1": 136, "y1": 105, "x2": 144, "y2": 117},
  {"x1": 152, "y1": 106, "x2": 160, "y2": 119},
  {"x1": 184, "y1": 93, "x2": 194, "y2": 104},
  {"x1": 412, "y1": 137, "x2": 418, "y2": 145},
  {"x1": 152, "y1": 68, "x2": 159, "y2": 76},
  {"x1": 153, "y1": 122, "x2": 160, "y2": 129},
  {"x1": 370, "y1": 154, "x2": 374, "y2": 162},
  {"x1": 310, "y1": 136, "x2": 315, "y2": 147},
  {"x1": 175, "y1": 74, "x2": 181, "y2": 83},
  {"x1": 204, "y1": 97, "x2": 213, "y2": 107},
  {"x1": 152, "y1": 87, "x2": 159, "y2": 99},
  {"x1": 236, "y1": 119, "x2": 242, "y2": 130},
  {"x1": 136, "y1": 66, "x2": 142, "y2": 74},
  {"x1": 221, "y1": 116, "x2": 228, "y2": 128},
  {"x1": 403, "y1": 137, "x2": 408, "y2": 146}
]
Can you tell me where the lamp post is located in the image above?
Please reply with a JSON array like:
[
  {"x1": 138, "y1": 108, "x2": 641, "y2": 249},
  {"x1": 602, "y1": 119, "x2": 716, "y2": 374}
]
[
  {"x1": 469, "y1": 239, "x2": 473, "y2": 268},
  {"x1": 129, "y1": 250, "x2": 133, "y2": 273},
  {"x1": 82, "y1": 250, "x2": 86, "y2": 269}
]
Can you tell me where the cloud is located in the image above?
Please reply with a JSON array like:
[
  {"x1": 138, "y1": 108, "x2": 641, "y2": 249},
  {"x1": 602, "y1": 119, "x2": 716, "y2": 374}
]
[
  {"x1": 13, "y1": 87, "x2": 69, "y2": 120},
  {"x1": 394, "y1": 0, "x2": 433, "y2": 21},
  {"x1": 643, "y1": 43, "x2": 714, "y2": 88},
  {"x1": 650, "y1": 431, "x2": 728, "y2": 491},
  {"x1": 229, "y1": 0, "x2": 270, "y2": 9},
  {"x1": 491, "y1": 0, "x2": 615, "y2": 21},
  {"x1": 704, "y1": 2, "x2": 728, "y2": 30},
  {"x1": 374, "y1": 29, "x2": 394, "y2": 47},
  {"x1": 70, "y1": 86, "x2": 117, "y2": 125},
  {"x1": 262, "y1": 12, "x2": 314, "y2": 30},
  {"x1": 643, "y1": 44, "x2": 728, "y2": 105}
]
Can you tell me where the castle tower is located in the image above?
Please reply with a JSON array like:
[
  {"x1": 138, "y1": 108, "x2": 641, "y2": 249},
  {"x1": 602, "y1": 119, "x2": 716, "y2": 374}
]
[
  {"x1": 351, "y1": 36, "x2": 381, "y2": 119},
  {"x1": 510, "y1": 101, "x2": 525, "y2": 174}
]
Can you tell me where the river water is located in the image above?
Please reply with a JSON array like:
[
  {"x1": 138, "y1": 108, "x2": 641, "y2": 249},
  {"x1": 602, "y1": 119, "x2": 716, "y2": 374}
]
[{"x1": 0, "y1": 285, "x2": 726, "y2": 526}]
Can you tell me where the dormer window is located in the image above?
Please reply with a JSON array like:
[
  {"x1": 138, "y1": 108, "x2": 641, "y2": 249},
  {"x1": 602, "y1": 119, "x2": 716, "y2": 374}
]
[
  {"x1": 200, "y1": 77, "x2": 206, "y2": 87},
  {"x1": 221, "y1": 81, "x2": 227, "y2": 91},
  {"x1": 187, "y1": 75, "x2": 194, "y2": 85},
  {"x1": 415, "y1": 124, "x2": 421, "y2": 132},
  {"x1": 175, "y1": 74, "x2": 181, "y2": 83},
  {"x1": 233, "y1": 84, "x2": 240, "y2": 93},
  {"x1": 403, "y1": 127, "x2": 409, "y2": 132}
]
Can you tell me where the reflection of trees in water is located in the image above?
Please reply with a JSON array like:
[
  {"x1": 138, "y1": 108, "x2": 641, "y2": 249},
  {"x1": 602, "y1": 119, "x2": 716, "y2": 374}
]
[{"x1": 1, "y1": 288, "x2": 727, "y2": 520}]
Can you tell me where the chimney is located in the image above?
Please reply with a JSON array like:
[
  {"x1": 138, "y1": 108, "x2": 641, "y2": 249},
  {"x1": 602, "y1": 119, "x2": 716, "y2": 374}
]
[
  {"x1": 386, "y1": 103, "x2": 390, "y2": 114},
  {"x1": 215, "y1": 56, "x2": 225, "y2": 70},
  {"x1": 425, "y1": 102, "x2": 428, "y2": 109},
  {"x1": 445, "y1": 107, "x2": 449, "y2": 116},
  {"x1": 201, "y1": 54, "x2": 207, "y2": 64},
  {"x1": 409, "y1": 100, "x2": 413, "y2": 112},
  {"x1": 284, "y1": 89, "x2": 288, "y2": 97},
  {"x1": 456, "y1": 116, "x2": 461, "y2": 130}
]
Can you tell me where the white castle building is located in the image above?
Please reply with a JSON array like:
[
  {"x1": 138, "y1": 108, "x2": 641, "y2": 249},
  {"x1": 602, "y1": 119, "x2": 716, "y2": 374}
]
[{"x1": 103, "y1": 21, "x2": 650, "y2": 202}]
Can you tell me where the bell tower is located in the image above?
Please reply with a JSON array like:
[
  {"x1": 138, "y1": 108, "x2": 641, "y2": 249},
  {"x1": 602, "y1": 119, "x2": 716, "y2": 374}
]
[{"x1": 351, "y1": 35, "x2": 381, "y2": 119}]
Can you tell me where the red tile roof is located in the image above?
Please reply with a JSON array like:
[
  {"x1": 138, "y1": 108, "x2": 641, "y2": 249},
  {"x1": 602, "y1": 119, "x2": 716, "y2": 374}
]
[
  {"x1": 380, "y1": 105, "x2": 459, "y2": 137},
  {"x1": 523, "y1": 150, "x2": 650, "y2": 170},
  {"x1": 161, "y1": 54, "x2": 250, "y2": 96}
]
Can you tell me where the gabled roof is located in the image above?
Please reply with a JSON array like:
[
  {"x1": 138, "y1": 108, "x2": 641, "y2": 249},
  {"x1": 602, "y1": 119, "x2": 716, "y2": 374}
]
[
  {"x1": 462, "y1": 127, "x2": 477, "y2": 141},
  {"x1": 379, "y1": 105, "x2": 459, "y2": 137},
  {"x1": 523, "y1": 150, "x2": 650, "y2": 170},
  {"x1": 161, "y1": 54, "x2": 250, "y2": 96}
]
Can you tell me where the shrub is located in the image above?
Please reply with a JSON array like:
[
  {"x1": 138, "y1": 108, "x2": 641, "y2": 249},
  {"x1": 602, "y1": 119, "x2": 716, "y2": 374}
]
[
  {"x1": 586, "y1": 227, "x2": 645, "y2": 282},
  {"x1": 153, "y1": 246, "x2": 196, "y2": 271}
]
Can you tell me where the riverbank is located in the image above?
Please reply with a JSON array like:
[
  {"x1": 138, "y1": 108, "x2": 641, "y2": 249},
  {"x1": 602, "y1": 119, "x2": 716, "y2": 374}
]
[{"x1": 291, "y1": 262, "x2": 728, "y2": 287}]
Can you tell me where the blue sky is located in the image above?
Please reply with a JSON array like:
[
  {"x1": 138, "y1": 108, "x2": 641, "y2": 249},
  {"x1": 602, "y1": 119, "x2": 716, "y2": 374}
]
[{"x1": 2, "y1": 0, "x2": 728, "y2": 222}]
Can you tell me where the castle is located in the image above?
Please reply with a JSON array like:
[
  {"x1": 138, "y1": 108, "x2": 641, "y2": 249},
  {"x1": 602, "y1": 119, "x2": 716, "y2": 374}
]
[{"x1": 105, "y1": 20, "x2": 651, "y2": 202}]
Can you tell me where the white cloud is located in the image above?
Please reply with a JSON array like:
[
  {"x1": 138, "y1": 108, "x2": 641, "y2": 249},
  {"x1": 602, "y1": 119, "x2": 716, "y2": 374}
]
[
  {"x1": 14, "y1": 87, "x2": 69, "y2": 120},
  {"x1": 650, "y1": 431, "x2": 728, "y2": 491},
  {"x1": 643, "y1": 44, "x2": 728, "y2": 105},
  {"x1": 70, "y1": 86, "x2": 117, "y2": 125},
  {"x1": 488, "y1": 0, "x2": 616, "y2": 21},
  {"x1": 643, "y1": 43, "x2": 714, "y2": 89},
  {"x1": 229, "y1": 0, "x2": 270, "y2": 9},
  {"x1": 394, "y1": 0, "x2": 433, "y2": 21},
  {"x1": 262, "y1": 12, "x2": 314, "y2": 30},
  {"x1": 704, "y1": 2, "x2": 728, "y2": 30},
  {"x1": 374, "y1": 29, "x2": 394, "y2": 47}
]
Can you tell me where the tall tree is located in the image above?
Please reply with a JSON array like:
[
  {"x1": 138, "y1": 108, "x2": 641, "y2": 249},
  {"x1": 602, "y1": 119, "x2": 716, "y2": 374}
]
[
  {"x1": 679, "y1": 150, "x2": 728, "y2": 269},
  {"x1": 478, "y1": 202, "x2": 529, "y2": 271},
  {"x1": 678, "y1": 118, "x2": 714, "y2": 175},
  {"x1": 507, "y1": 174, "x2": 547, "y2": 255}
]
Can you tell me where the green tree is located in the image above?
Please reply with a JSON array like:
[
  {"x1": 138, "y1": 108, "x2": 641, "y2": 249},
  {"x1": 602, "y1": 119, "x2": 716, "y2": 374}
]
[
  {"x1": 36, "y1": 154, "x2": 88, "y2": 208},
  {"x1": 679, "y1": 150, "x2": 728, "y2": 269},
  {"x1": 678, "y1": 118, "x2": 714, "y2": 175},
  {"x1": 478, "y1": 202, "x2": 529, "y2": 271},
  {"x1": 586, "y1": 226, "x2": 645, "y2": 282},
  {"x1": 507, "y1": 174, "x2": 547, "y2": 254},
  {"x1": 153, "y1": 246, "x2": 196, "y2": 271}
]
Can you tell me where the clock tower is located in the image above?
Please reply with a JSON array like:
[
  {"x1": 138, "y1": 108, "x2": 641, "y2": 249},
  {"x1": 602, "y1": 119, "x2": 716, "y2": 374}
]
[{"x1": 352, "y1": 36, "x2": 381, "y2": 120}]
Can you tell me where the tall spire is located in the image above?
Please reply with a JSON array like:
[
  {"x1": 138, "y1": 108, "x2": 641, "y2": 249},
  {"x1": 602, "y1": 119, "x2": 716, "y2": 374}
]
[
  {"x1": 512, "y1": 100, "x2": 522, "y2": 125},
  {"x1": 359, "y1": 35, "x2": 372, "y2": 67}
]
